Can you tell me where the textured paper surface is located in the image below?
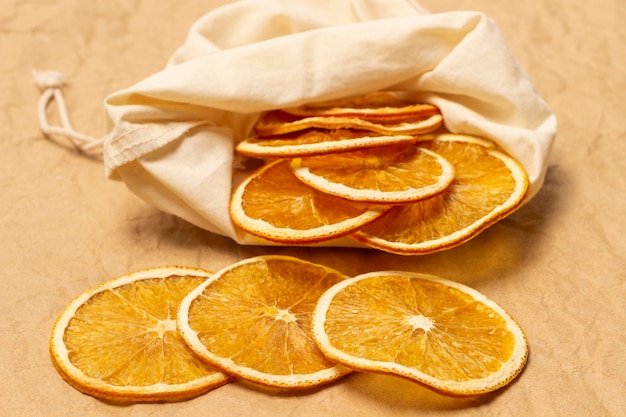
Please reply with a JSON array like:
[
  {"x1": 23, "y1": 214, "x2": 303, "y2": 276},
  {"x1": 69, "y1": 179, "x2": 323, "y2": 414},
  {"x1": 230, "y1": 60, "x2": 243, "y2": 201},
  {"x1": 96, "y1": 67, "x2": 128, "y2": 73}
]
[{"x1": 1, "y1": 0, "x2": 625, "y2": 416}]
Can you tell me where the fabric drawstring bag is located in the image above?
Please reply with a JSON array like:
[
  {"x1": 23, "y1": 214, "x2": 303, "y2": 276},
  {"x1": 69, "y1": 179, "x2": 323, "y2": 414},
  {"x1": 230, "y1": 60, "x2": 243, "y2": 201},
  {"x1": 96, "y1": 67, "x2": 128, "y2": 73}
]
[{"x1": 39, "y1": 0, "x2": 558, "y2": 246}]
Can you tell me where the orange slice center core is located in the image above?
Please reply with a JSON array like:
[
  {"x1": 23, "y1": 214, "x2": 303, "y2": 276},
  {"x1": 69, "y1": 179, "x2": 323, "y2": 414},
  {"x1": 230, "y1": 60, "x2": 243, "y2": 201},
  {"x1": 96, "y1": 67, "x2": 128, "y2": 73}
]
[
  {"x1": 264, "y1": 305, "x2": 298, "y2": 323},
  {"x1": 407, "y1": 314, "x2": 434, "y2": 332},
  {"x1": 156, "y1": 318, "x2": 178, "y2": 337}
]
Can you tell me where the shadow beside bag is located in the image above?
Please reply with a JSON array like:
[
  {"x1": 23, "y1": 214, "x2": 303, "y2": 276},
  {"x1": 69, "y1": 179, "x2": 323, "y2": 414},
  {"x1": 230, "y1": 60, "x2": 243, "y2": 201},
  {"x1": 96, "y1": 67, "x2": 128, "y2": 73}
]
[{"x1": 102, "y1": 0, "x2": 557, "y2": 246}]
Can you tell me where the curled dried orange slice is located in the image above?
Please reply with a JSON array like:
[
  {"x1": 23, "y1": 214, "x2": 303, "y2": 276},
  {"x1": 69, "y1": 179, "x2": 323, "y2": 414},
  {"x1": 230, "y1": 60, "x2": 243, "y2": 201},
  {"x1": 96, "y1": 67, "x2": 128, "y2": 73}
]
[
  {"x1": 254, "y1": 110, "x2": 443, "y2": 137},
  {"x1": 290, "y1": 144, "x2": 455, "y2": 203},
  {"x1": 351, "y1": 134, "x2": 530, "y2": 255},
  {"x1": 236, "y1": 129, "x2": 417, "y2": 158},
  {"x1": 282, "y1": 91, "x2": 441, "y2": 121}
]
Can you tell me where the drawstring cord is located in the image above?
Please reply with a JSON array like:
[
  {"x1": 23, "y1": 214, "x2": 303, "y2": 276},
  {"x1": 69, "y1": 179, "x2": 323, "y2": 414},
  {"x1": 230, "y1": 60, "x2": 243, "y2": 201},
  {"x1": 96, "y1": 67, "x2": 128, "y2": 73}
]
[{"x1": 32, "y1": 69, "x2": 104, "y2": 154}]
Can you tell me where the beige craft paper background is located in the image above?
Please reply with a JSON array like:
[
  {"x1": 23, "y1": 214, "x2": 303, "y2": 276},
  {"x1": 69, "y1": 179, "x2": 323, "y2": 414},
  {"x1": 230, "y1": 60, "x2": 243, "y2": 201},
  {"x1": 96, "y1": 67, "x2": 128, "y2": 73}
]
[{"x1": 1, "y1": 0, "x2": 624, "y2": 416}]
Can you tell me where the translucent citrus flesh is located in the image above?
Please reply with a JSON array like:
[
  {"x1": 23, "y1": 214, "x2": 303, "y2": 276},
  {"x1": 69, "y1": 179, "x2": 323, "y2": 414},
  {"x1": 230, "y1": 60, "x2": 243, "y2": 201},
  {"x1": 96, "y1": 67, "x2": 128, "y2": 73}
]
[
  {"x1": 229, "y1": 159, "x2": 389, "y2": 243},
  {"x1": 236, "y1": 129, "x2": 417, "y2": 158},
  {"x1": 179, "y1": 256, "x2": 352, "y2": 388},
  {"x1": 291, "y1": 144, "x2": 455, "y2": 203},
  {"x1": 352, "y1": 135, "x2": 529, "y2": 254},
  {"x1": 51, "y1": 268, "x2": 231, "y2": 402},
  {"x1": 312, "y1": 272, "x2": 528, "y2": 395}
]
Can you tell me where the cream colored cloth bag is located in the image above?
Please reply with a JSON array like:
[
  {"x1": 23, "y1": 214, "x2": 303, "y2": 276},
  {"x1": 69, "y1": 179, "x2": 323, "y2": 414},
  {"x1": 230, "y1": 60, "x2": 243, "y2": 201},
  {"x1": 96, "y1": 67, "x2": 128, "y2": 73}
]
[{"x1": 102, "y1": 0, "x2": 557, "y2": 245}]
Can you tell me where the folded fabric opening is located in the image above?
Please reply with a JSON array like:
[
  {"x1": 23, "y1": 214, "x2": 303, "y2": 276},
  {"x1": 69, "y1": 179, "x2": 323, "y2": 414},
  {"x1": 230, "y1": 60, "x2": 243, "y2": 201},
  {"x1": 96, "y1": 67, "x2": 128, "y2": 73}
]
[{"x1": 103, "y1": 0, "x2": 557, "y2": 245}]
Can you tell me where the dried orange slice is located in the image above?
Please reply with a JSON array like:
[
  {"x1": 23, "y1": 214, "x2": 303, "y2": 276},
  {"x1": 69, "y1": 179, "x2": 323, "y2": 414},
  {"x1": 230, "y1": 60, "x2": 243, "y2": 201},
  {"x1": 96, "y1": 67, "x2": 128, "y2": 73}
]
[
  {"x1": 351, "y1": 134, "x2": 529, "y2": 254},
  {"x1": 49, "y1": 267, "x2": 231, "y2": 403},
  {"x1": 290, "y1": 143, "x2": 455, "y2": 203},
  {"x1": 229, "y1": 159, "x2": 390, "y2": 244},
  {"x1": 282, "y1": 91, "x2": 441, "y2": 121},
  {"x1": 311, "y1": 271, "x2": 529, "y2": 396},
  {"x1": 177, "y1": 255, "x2": 353, "y2": 389},
  {"x1": 254, "y1": 110, "x2": 443, "y2": 137},
  {"x1": 236, "y1": 129, "x2": 417, "y2": 158}
]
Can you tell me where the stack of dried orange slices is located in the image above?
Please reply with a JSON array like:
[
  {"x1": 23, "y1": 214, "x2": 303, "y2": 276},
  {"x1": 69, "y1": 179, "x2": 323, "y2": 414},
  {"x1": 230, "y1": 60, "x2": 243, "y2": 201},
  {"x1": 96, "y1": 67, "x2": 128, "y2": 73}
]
[
  {"x1": 50, "y1": 256, "x2": 529, "y2": 402},
  {"x1": 231, "y1": 91, "x2": 530, "y2": 254}
]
